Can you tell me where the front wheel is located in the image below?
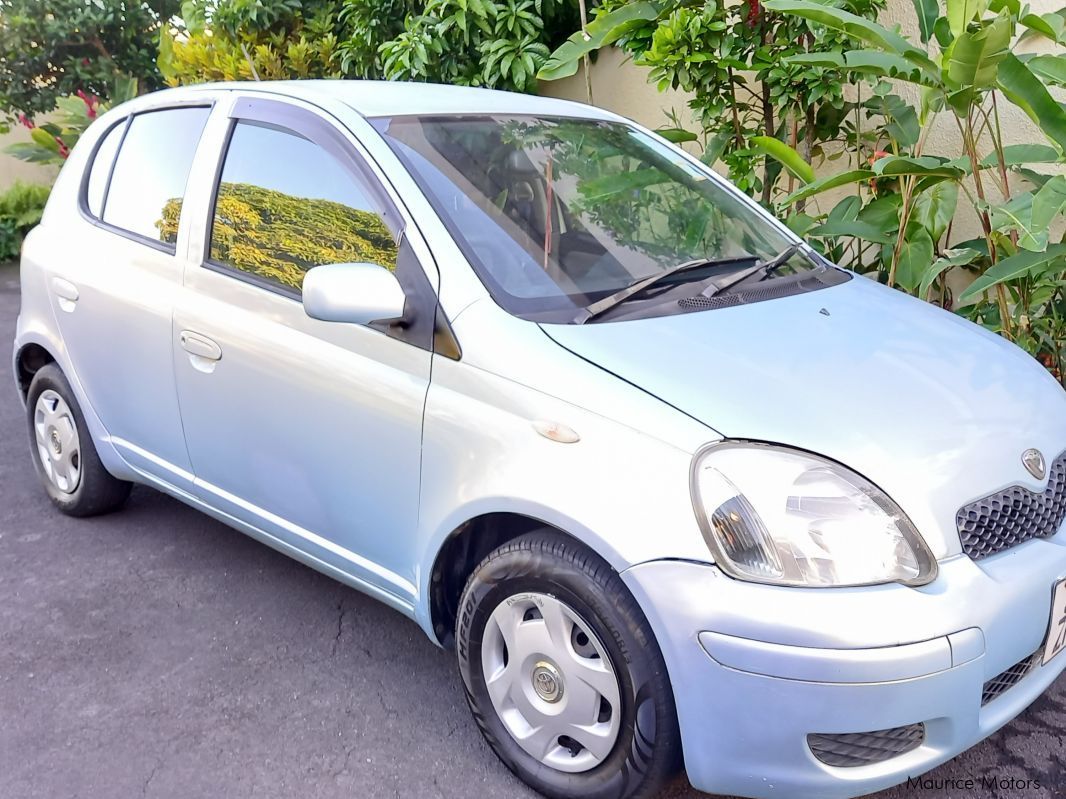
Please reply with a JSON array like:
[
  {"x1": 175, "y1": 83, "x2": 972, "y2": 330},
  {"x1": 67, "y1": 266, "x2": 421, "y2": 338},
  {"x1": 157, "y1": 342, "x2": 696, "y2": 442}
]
[{"x1": 457, "y1": 531, "x2": 680, "y2": 799}]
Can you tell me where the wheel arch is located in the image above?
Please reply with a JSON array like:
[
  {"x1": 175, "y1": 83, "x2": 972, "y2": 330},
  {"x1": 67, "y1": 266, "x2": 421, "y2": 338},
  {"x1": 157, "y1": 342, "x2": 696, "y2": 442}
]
[
  {"x1": 426, "y1": 511, "x2": 625, "y2": 648},
  {"x1": 14, "y1": 341, "x2": 58, "y2": 400},
  {"x1": 12, "y1": 333, "x2": 133, "y2": 483}
]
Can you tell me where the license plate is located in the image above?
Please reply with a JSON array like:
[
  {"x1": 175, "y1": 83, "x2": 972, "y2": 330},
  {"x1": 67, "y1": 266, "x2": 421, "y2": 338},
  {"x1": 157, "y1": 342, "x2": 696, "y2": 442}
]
[{"x1": 1043, "y1": 578, "x2": 1066, "y2": 666}]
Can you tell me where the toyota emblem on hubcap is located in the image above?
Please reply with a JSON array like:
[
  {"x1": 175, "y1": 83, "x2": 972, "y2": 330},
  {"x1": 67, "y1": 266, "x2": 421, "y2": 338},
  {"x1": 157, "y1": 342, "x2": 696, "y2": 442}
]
[
  {"x1": 531, "y1": 661, "x2": 563, "y2": 703},
  {"x1": 1022, "y1": 448, "x2": 1046, "y2": 480}
]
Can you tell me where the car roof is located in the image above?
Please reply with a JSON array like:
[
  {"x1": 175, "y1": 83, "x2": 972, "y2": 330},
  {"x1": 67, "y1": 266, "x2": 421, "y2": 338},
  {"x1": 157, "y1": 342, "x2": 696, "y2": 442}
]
[{"x1": 175, "y1": 80, "x2": 621, "y2": 122}]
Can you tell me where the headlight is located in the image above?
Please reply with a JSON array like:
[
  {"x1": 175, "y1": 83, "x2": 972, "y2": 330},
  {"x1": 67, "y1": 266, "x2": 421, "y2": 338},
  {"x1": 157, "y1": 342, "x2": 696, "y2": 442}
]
[{"x1": 691, "y1": 442, "x2": 937, "y2": 587}]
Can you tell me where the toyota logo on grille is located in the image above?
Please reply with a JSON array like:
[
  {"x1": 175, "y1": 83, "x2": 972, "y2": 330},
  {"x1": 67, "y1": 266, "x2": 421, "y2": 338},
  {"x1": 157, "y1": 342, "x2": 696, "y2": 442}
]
[
  {"x1": 1022, "y1": 449, "x2": 1046, "y2": 480},
  {"x1": 531, "y1": 661, "x2": 563, "y2": 703}
]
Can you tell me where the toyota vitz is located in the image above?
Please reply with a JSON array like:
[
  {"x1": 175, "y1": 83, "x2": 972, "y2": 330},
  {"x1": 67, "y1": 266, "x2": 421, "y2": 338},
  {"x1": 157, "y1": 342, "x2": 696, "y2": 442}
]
[{"x1": 13, "y1": 82, "x2": 1066, "y2": 799}]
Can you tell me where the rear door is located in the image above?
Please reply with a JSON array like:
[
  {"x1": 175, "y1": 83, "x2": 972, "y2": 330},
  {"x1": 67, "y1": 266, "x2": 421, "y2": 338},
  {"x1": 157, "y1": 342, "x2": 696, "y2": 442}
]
[
  {"x1": 172, "y1": 95, "x2": 439, "y2": 607},
  {"x1": 48, "y1": 104, "x2": 212, "y2": 484}
]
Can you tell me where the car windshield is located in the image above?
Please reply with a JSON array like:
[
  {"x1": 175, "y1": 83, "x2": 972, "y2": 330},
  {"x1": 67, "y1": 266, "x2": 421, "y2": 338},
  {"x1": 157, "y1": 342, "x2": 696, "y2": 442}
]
[{"x1": 373, "y1": 114, "x2": 813, "y2": 322}]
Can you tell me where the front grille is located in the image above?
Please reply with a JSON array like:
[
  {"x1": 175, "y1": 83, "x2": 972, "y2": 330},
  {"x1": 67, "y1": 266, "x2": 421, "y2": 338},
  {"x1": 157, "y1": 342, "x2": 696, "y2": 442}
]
[
  {"x1": 957, "y1": 450, "x2": 1066, "y2": 560},
  {"x1": 982, "y1": 650, "x2": 1041, "y2": 706},
  {"x1": 807, "y1": 724, "x2": 925, "y2": 767}
]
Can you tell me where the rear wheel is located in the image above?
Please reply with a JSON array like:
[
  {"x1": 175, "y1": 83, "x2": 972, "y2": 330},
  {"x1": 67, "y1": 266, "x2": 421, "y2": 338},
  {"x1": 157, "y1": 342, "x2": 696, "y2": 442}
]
[
  {"x1": 457, "y1": 531, "x2": 680, "y2": 799},
  {"x1": 26, "y1": 363, "x2": 131, "y2": 516}
]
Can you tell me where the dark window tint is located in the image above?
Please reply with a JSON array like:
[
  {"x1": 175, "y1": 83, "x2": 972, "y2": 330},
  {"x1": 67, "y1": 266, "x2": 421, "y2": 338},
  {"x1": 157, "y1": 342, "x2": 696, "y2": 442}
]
[
  {"x1": 86, "y1": 120, "x2": 125, "y2": 218},
  {"x1": 103, "y1": 107, "x2": 211, "y2": 247},
  {"x1": 209, "y1": 121, "x2": 397, "y2": 294}
]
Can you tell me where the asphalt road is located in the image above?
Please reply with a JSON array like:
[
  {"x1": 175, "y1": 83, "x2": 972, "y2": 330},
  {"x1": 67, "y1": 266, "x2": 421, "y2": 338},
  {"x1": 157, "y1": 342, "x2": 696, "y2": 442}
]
[{"x1": 0, "y1": 259, "x2": 1063, "y2": 799}]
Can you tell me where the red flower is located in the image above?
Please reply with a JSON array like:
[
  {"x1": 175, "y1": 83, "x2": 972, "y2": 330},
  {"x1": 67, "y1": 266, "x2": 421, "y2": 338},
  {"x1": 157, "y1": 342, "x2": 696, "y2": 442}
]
[
  {"x1": 76, "y1": 89, "x2": 99, "y2": 119},
  {"x1": 746, "y1": 0, "x2": 762, "y2": 26},
  {"x1": 17, "y1": 113, "x2": 34, "y2": 129},
  {"x1": 866, "y1": 150, "x2": 892, "y2": 190},
  {"x1": 55, "y1": 136, "x2": 69, "y2": 159}
]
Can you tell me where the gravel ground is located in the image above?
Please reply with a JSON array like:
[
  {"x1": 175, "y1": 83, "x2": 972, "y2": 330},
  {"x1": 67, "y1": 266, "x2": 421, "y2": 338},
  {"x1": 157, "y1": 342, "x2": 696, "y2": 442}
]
[{"x1": 0, "y1": 259, "x2": 1063, "y2": 799}]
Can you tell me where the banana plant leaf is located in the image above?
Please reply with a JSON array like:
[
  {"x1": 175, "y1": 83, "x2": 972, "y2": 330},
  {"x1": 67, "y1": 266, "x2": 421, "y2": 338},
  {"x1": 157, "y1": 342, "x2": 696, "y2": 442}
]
[
  {"x1": 537, "y1": 2, "x2": 659, "y2": 80},
  {"x1": 780, "y1": 169, "x2": 873, "y2": 205},
  {"x1": 998, "y1": 54, "x2": 1066, "y2": 153},
  {"x1": 763, "y1": 0, "x2": 939, "y2": 77},
  {"x1": 749, "y1": 136, "x2": 815, "y2": 184},
  {"x1": 959, "y1": 243, "x2": 1066, "y2": 301},
  {"x1": 919, "y1": 247, "x2": 980, "y2": 298}
]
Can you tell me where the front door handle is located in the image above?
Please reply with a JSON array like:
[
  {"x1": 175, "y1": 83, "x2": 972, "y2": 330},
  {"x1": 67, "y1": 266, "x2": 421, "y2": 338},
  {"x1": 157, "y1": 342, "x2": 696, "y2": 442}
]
[
  {"x1": 179, "y1": 330, "x2": 223, "y2": 362},
  {"x1": 51, "y1": 277, "x2": 79, "y2": 312}
]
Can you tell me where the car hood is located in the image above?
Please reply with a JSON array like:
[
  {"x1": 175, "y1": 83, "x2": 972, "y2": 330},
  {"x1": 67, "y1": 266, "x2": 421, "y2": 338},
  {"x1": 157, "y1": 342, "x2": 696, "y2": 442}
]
[{"x1": 541, "y1": 274, "x2": 1066, "y2": 558}]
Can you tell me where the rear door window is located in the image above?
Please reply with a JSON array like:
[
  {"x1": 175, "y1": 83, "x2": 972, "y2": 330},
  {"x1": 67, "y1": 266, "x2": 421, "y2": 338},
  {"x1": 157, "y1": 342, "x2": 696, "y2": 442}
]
[{"x1": 102, "y1": 107, "x2": 211, "y2": 248}]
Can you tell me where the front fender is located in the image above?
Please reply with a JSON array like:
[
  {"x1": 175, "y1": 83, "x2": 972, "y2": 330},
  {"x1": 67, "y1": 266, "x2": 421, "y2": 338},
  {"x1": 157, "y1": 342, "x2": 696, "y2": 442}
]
[{"x1": 414, "y1": 354, "x2": 719, "y2": 636}]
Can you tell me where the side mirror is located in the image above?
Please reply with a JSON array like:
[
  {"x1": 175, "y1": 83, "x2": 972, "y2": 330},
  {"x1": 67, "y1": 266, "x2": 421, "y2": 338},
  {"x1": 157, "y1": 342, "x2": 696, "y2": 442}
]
[{"x1": 303, "y1": 262, "x2": 406, "y2": 325}]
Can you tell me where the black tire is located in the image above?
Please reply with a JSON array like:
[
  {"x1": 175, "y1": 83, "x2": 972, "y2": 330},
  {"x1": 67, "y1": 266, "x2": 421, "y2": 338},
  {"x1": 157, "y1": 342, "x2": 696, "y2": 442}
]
[
  {"x1": 26, "y1": 363, "x2": 132, "y2": 517},
  {"x1": 457, "y1": 531, "x2": 681, "y2": 799}
]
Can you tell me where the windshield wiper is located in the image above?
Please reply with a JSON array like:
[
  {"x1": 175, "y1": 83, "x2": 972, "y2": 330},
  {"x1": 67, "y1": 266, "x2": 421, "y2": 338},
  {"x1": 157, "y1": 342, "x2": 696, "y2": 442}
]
[
  {"x1": 572, "y1": 255, "x2": 757, "y2": 324},
  {"x1": 698, "y1": 242, "x2": 804, "y2": 300}
]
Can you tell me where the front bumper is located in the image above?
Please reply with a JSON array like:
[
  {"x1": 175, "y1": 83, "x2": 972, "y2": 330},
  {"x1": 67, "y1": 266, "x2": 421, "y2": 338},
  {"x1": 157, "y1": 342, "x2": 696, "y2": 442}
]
[{"x1": 622, "y1": 532, "x2": 1066, "y2": 799}]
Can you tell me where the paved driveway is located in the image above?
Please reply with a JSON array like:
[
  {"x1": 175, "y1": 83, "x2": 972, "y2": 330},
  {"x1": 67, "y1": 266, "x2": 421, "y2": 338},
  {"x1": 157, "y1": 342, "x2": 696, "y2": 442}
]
[{"x1": 0, "y1": 261, "x2": 1063, "y2": 799}]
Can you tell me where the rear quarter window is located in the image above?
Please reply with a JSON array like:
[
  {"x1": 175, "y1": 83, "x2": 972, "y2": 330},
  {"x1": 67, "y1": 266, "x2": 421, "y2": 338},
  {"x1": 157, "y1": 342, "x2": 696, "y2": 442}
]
[
  {"x1": 85, "y1": 121, "x2": 125, "y2": 218},
  {"x1": 98, "y1": 106, "x2": 211, "y2": 249}
]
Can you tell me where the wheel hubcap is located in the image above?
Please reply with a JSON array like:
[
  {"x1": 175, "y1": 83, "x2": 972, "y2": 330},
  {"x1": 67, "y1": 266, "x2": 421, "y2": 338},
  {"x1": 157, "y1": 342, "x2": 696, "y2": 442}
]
[
  {"x1": 481, "y1": 592, "x2": 621, "y2": 773},
  {"x1": 33, "y1": 390, "x2": 82, "y2": 494}
]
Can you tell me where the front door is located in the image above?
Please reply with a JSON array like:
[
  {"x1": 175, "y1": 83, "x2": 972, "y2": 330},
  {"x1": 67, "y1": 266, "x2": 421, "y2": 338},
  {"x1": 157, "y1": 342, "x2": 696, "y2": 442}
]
[{"x1": 172, "y1": 97, "x2": 435, "y2": 606}]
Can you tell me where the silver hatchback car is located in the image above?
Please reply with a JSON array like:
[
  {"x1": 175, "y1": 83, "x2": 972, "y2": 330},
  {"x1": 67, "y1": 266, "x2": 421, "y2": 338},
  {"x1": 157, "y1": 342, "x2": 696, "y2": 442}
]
[{"x1": 13, "y1": 81, "x2": 1066, "y2": 799}]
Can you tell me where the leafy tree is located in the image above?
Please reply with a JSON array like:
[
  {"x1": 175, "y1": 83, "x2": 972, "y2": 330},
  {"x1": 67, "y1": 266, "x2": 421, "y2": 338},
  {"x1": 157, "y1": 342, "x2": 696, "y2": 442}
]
[
  {"x1": 336, "y1": 0, "x2": 413, "y2": 77},
  {"x1": 0, "y1": 0, "x2": 179, "y2": 122},
  {"x1": 159, "y1": 0, "x2": 349, "y2": 83},
  {"x1": 161, "y1": 0, "x2": 579, "y2": 93},
  {"x1": 377, "y1": 0, "x2": 578, "y2": 92}
]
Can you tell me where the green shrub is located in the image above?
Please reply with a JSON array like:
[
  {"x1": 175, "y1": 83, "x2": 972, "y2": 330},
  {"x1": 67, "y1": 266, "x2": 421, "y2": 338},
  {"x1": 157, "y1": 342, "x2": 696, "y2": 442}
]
[
  {"x1": 0, "y1": 218, "x2": 19, "y2": 263},
  {"x1": 0, "y1": 0, "x2": 177, "y2": 123},
  {"x1": 0, "y1": 182, "x2": 51, "y2": 262}
]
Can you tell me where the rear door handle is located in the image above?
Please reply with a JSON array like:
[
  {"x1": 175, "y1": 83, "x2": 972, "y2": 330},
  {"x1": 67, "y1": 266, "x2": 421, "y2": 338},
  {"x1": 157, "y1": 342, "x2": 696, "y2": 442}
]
[
  {"x1": 51, "y1": 277, "x2": 79, "y2": 312},
  {"x1": 179, "y1": 331, "x2": 223, "y2": 361}
]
